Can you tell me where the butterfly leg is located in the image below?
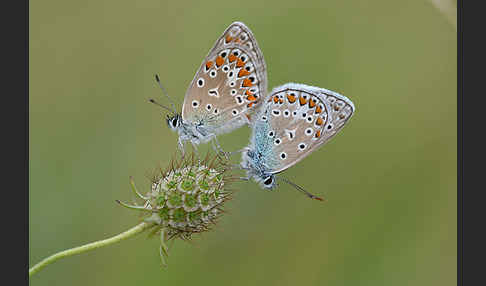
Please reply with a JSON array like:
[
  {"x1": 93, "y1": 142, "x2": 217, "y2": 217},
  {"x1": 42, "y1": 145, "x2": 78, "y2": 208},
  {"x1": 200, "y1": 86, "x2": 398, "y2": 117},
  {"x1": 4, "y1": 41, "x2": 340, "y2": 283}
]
[
  {"x1": 210, "y1": 135, "x2": 229, "y2": 159},
  {"x1": 225, "y1": 148, "x2": 248, "y2": 158},
  {"x1": 231, "y1": 164, "x2": 249, "y2": 170},
  {"x1": 178, "y1": 137, "x2": 186, "y2": 158},
  {"x1": 241, "y1": 113, "x2": 251, "y2": 125},
  {"x1": 190, "y1": 141, "x2": 199, "y2": 157}
]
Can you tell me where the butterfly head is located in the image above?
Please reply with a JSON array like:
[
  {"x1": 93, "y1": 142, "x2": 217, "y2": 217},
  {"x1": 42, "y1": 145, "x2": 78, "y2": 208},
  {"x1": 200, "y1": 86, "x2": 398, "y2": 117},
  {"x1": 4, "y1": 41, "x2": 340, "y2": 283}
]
[
  {"x1": 166, "y1": 113, "x2": 182, "y2": 131},
  {"x1": 261, "y1": 175, "x2": 276, "y2": 189}
]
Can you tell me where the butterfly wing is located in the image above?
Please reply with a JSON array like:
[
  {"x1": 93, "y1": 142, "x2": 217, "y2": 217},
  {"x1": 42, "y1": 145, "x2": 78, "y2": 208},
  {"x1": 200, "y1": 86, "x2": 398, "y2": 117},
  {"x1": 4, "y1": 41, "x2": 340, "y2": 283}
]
[
  {"x1": 182, "y1": 22, "x2": 267, "y2": 134},
  {"x1": 250, "y1": 83, "x2": 355, "y2": 174}
]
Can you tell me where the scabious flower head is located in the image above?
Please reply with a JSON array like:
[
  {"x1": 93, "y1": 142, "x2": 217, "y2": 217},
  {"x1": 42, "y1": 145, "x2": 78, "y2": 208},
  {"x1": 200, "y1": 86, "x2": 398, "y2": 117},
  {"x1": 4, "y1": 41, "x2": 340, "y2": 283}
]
[{"x1": 119, "y1": 151, "x2": 235, "y2": 265}]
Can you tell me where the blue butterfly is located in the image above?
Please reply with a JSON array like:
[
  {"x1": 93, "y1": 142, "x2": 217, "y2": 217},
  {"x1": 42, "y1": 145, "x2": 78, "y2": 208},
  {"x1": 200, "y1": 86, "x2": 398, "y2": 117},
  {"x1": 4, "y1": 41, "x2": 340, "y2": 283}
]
[{"x1": 240, "y1": 83, "x2": 355, "y2": 200}]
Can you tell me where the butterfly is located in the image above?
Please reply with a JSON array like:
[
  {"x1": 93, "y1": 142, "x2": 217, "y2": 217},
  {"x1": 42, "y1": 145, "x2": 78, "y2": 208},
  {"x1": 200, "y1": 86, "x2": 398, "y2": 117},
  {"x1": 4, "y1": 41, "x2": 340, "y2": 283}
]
[
  {"x1": 240, "y1": 83, "x2": 355, "y2": 200},
  {"x1": 150, "y1": 22, "x2": 267, "y2": 154}
]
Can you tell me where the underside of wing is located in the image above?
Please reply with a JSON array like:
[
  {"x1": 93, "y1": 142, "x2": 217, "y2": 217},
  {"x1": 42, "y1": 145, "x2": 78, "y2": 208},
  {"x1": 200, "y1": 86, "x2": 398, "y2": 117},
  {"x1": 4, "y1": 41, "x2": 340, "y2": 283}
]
[
  {"x1": 252, "y1": 83, "x2": 355, "y2": 174},
  {"x1": 182, "y1": 22, "x2": 268, "y2": 135}
]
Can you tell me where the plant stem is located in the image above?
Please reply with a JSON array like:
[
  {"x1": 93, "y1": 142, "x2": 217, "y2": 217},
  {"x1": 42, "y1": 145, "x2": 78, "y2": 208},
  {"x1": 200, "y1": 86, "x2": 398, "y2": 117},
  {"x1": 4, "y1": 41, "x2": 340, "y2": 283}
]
[{"x1": 29, "y1": 221, "x2": 153, "y2": 277}]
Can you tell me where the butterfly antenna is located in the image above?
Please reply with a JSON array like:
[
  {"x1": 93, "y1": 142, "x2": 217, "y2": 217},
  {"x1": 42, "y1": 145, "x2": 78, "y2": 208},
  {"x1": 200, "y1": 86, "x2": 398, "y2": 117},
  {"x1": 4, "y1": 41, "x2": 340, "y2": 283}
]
[
  {"x1": 154, "y1": 74, "x2": 177, "y2": 114},
  {"x1": 277, "y1": 176, "x2": 326, "y2": 202},
  {"x1": 149, "y1": 98, "x2": 175, "y2": 114}
]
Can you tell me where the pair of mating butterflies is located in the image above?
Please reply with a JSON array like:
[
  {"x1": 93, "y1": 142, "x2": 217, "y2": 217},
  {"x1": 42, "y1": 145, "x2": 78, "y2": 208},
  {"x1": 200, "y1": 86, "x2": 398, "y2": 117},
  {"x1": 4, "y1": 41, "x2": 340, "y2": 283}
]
[{"x1": 151, "y1": 22, "x2": 355, "y2": 200}]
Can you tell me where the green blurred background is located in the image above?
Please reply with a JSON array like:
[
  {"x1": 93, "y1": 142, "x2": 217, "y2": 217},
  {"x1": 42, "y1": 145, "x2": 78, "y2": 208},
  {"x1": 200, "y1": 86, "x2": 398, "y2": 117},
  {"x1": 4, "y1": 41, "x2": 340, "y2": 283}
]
[{"x1": 29, "y1": 0, "x2": 456, "y2": 285}]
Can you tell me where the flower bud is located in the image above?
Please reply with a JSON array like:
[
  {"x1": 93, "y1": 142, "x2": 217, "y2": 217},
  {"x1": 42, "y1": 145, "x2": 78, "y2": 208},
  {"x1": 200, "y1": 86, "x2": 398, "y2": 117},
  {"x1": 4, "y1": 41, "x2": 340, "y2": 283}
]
[{"x1": 118, "y1": 152, "x2": 234, "y2": 266}]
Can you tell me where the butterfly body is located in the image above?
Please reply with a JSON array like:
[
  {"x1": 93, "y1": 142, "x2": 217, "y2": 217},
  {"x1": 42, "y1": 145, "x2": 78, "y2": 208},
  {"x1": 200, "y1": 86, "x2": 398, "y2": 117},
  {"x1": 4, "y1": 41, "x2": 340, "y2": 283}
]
[
  {"x1": 241, "y1": 83, "x2": 355, "y2": 191},
  {"x1": 166, "y1": 113, "x2": 215, "y2": 147},
  {"x1": 156, "y1": 22, "x2": 268, "y2": 153}
]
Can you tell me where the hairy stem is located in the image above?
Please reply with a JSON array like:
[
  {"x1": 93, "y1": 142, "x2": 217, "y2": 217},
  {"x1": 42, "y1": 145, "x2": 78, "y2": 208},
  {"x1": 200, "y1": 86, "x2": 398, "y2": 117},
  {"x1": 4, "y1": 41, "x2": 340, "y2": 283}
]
[{"x1": 29, "y1": 222, "x2": 153, "y2": 277}]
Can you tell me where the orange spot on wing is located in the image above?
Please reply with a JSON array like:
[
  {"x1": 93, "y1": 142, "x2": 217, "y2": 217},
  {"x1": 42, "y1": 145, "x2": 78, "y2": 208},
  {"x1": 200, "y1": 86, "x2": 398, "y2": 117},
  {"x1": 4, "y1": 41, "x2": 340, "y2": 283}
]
[
  {"x1": 238, "y1": 69, "x2": 250, "y2": 77},
  {"x1": 273, "y1": 96, "x2": 279, "y2": 103},
  {"x1": 315, "y1": 130, "x2": 321, "y2": 138},
  {"x1": 215, "y1": 56, "x2": 224, "y2": 67},
  {"x1": 228, "y1": 54, "x2": 237, "y2": 62},
  {"x1": 245, "y1": 114, "x2": 251, "y2": 121},
  {"x1": 247, "y1": 95, "x2": 257, "y2": 101},
  {"x1": 309, "y1": 100, "x2": 316, "y2": 108},
  {"x1": 315, "y1": 105, "x2": 322, "y2": 113},
  {"x1": 205, "y1": 61, "x2": 213, "y2": 70},
  {"x1": 247, "y1": 102, "x2": 255, "y2": 108},
  {"x1": 245, "y1": 90, "x2": 253, "y2": 96},
  {"x1": 236, "y1": 58, "x2": 245, "y2": 68},
  {"x1": 225, "y1": 35, "x2": 233, "y2": 43},
  {"x1": 299, "y1": 96, "x2": 307, "y2": 106},
  {"x1": 279, "y1": 99, "x2": 283, "y2": 104},
  {"x1": 287, "y1": 94, "x2": 296, "y2": 103},
  {"x1": 234, "y1": 38, "x2": 240, "y2": 43},
  {"x1": 316, "y1": 117, "x2": 324, "y2": 126},
  {"x1": 242, "y1": 78, "x2": 253, "y2": 87}
]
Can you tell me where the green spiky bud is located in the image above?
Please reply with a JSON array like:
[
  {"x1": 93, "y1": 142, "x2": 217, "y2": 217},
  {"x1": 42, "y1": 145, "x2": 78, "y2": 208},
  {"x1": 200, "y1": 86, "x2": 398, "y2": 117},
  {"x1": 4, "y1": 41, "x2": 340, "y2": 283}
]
[{"x1": 118, "y1": 152, "x2": 234, "y2": 267}]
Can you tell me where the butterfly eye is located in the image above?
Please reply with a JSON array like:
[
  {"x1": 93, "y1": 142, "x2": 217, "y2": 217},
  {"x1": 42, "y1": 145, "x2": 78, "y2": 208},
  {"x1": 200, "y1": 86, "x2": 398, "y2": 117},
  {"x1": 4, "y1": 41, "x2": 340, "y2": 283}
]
[
  {"x1": 222, "y1": 65, "x2": 230, "y2": 72},
  {"x1": 192, "y1": 100, "x2": 199, "y2": 108},
  {"x1": 206, "y1": 104, "x2": 212, "y2": 111},
  {"x1": 167, "y1": 116, "x2": 179, "y2": 130},
  {"x1": 306, "y1": 116, "x2": 314, "y2": 123},
  {"x1": 231, "y1": 109, "x2": 239, "y2": 116},
  {"x1": 274, "y1": 138, "x2": 281, "y2": 145},
  {"x1": 209, "y1": 70, "x2": 217, "y2": 78},
  {"x1": 283, "y1": 110, "x2": 290, "y2": 117},
  {"x1": 267, "y1": 130, "x2": 275, "y2": 138},
  {"x1": 230, "y1": 89, "x2": 237, "y2": 96},
  {"x1": 280, "y1": 152, "x2": 287, "y2": 160},
  {"x1": 305, "y1": 127, "x2": 314, "y2": 136},
  {"x1": 263, "y1": 176, "x2": 274, "y2": 187}
]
